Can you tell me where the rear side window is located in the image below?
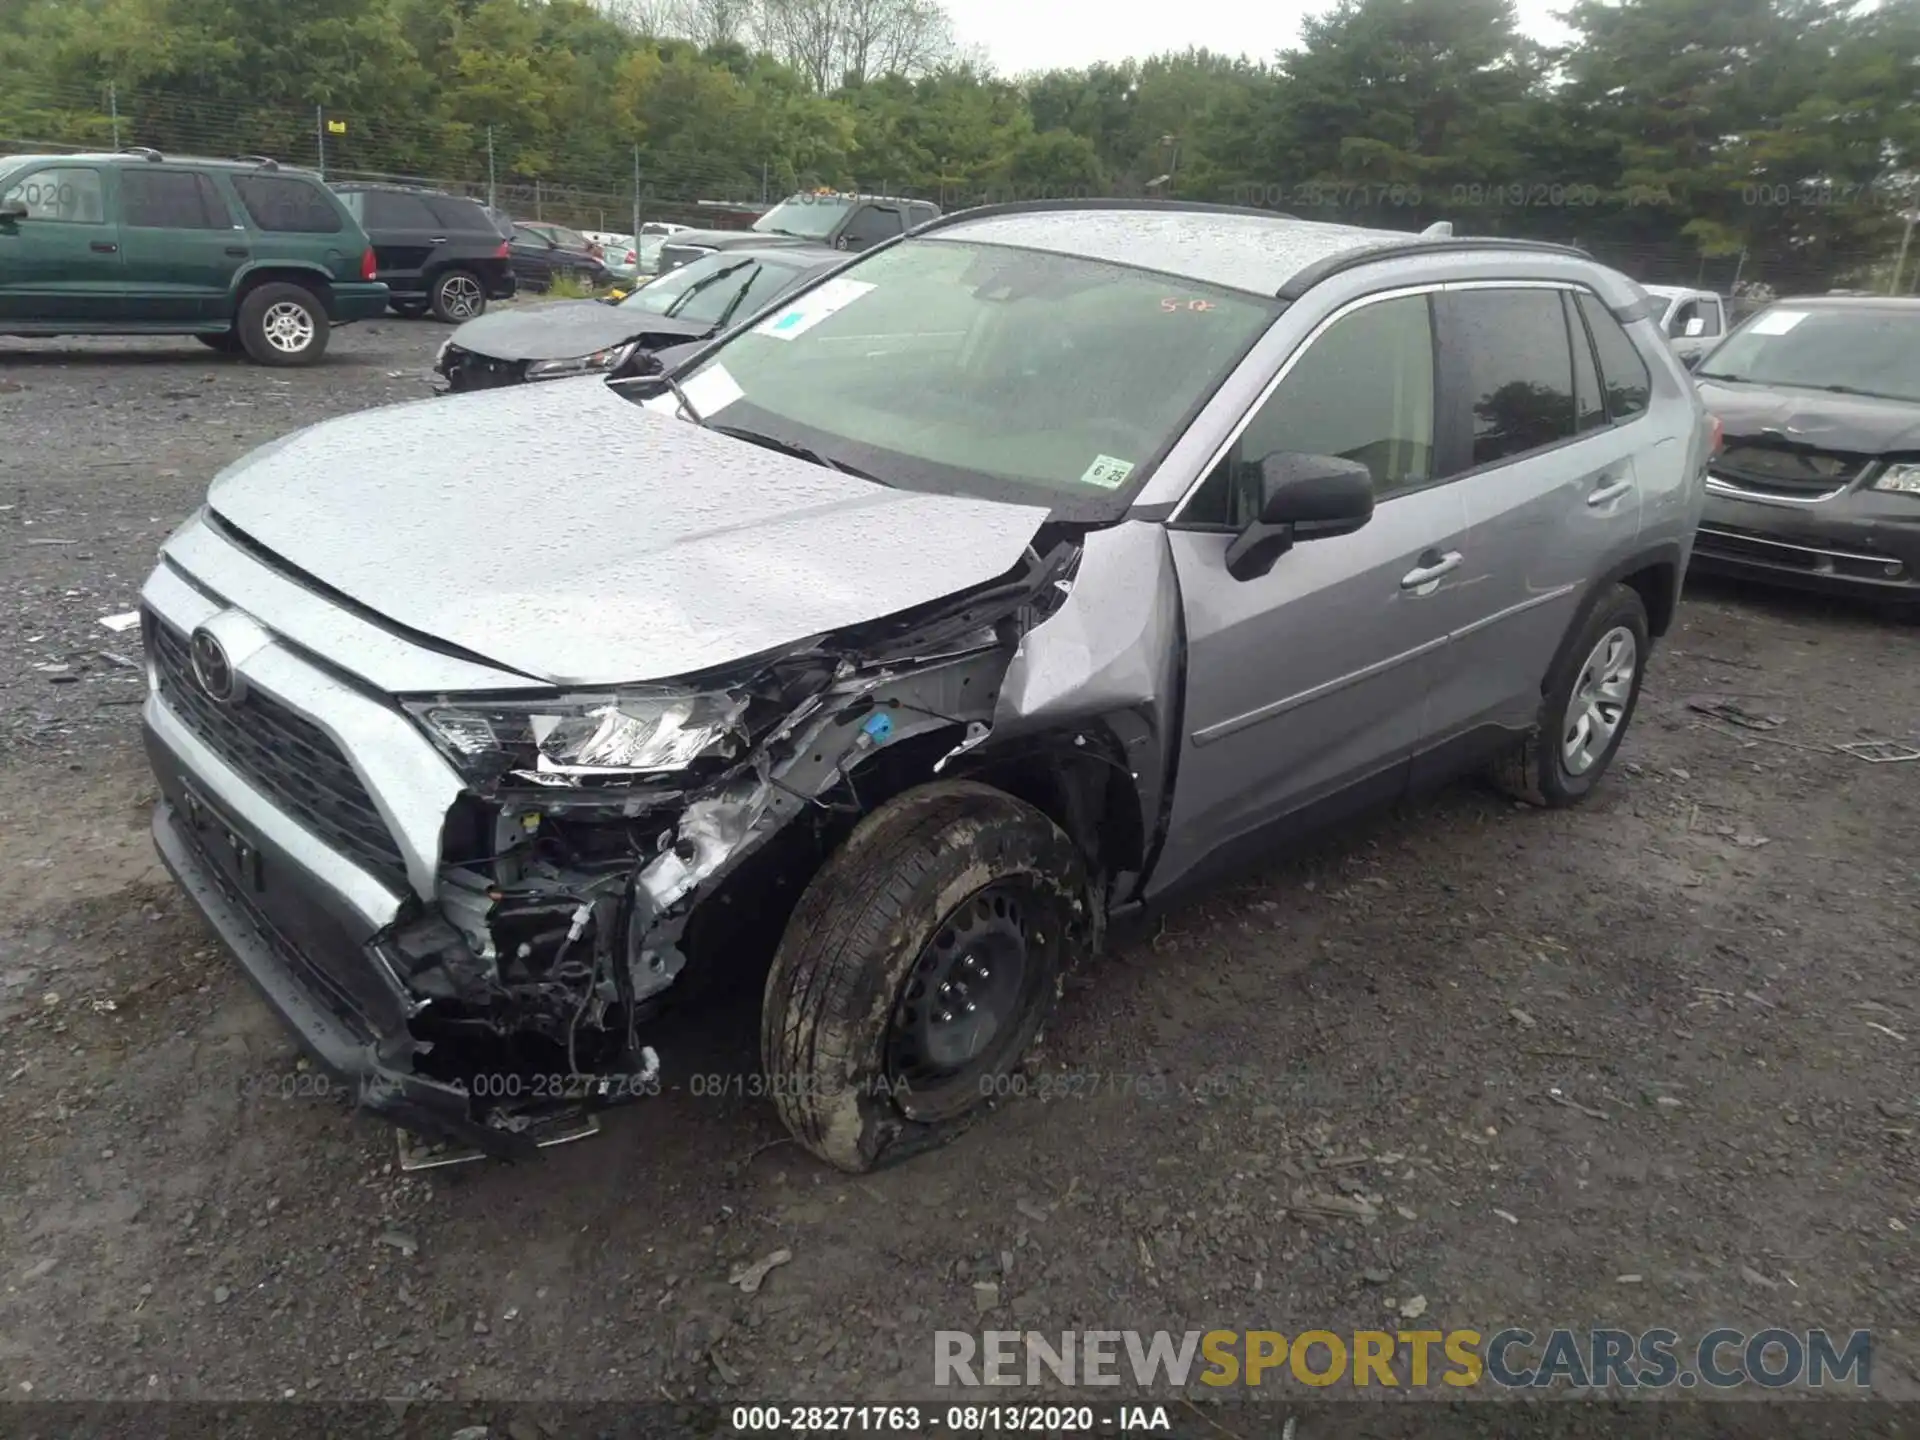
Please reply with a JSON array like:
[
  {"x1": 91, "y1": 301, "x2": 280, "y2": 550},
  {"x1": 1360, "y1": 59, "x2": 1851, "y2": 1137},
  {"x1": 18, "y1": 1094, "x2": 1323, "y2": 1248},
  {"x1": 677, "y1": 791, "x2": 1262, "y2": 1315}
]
[
  {"x1": 1576, "y1": 292, "x2": 1652, "y2": 422},
  {"x1": 1565, "y1": 293, "x2": 1607, "y2": 433},
  {"x1": 425, "y1": 194, "x2": 495, "y2": 233},
  {"x1": 361, "y1": 190, "x2": 438, "y2": 229},
  {"x1": 231, "y1": 175, "x2": 343, "y2": 234},
  {"x1": 1184, "y1": 293, "x2": 1436, "y2": 527},
  {"x1": 907, "y1": 202, "x2": 939, "y2": 228},
  {"x1": 121, "y1": 169, "x2": 228, "y2": 229},
  {"x1": 2, "y1": 166, "x2": 105, "y2": 223},
  {"x1": 1445, "y1": 288, "x2": 1576, "y2": 470}
]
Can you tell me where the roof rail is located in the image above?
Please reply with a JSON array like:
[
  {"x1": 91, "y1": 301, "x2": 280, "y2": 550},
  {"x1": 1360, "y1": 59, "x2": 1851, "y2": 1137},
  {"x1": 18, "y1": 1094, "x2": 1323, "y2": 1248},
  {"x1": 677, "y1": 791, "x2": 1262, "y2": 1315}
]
[
  {"x1": 234, "y1": 154, "x2": 279, "y2": 170},
  {"x1": 120, "y1": 146, "x2": 164, "y2": 163},
  {"x1": 1275, "y1": 235, "x2": 1595, "y2": 299},
  {"x1": 914, "y1": 197, "x2": 1299, "y2": 235}
]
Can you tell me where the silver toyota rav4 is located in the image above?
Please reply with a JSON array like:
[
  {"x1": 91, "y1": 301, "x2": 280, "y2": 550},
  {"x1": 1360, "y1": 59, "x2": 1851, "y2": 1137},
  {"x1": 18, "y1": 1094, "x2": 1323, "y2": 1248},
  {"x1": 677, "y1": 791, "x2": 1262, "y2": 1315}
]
[{"x1": 140, "y1": 201, "x2": 1711, "y2": 1172}]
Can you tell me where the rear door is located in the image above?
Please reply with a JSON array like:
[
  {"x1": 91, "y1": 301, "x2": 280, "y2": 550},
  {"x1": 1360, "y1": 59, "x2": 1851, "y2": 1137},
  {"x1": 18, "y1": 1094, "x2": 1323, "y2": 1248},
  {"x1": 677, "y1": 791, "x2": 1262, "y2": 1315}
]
[
  {"x1": 357, "y1": 190, "x2": 441, "y2": 291},
  {"x1": 115, "y1": 167, "x2": 245, "y2": 322},
  {"x1": 1420, "y1": 283, "x2": 1641, "y2": 764},
  {"x1": 1155, "y1": 289, "x2": 1465, "y2": 890},
  {"x1": 0, "y1": 162, "x2": 121, "y2": 322}
]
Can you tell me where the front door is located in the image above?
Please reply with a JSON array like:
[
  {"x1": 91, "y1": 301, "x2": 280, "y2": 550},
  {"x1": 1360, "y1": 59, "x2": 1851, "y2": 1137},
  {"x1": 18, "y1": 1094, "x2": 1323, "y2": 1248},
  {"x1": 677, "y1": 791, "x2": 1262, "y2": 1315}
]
[
  {"x1": 115, "y1": 167, "x2": 248, "y2": 323},
  {"x1": 0, "y1": 162, "x2": 121, "y2": 322},
  {"x1": 1153, "y1": 290, "x2": 1471, "y2": 895}
]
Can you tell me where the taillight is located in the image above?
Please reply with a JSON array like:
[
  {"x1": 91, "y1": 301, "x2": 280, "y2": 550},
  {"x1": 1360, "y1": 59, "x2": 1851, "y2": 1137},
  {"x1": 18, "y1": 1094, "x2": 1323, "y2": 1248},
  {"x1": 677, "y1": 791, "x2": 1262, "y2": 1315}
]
[
  {"x1": 495, "y1": 240, "x2": 510, "y2": 258},
  {"x1": 625, "y1": 250, "x2": 637, "y2": 264},
  {"x1": 1709, "y1": 413, "x2": 1724, "y2": 455},
  {"x1": 360, "y1": 247, "x2": 377, "y2": 281}
]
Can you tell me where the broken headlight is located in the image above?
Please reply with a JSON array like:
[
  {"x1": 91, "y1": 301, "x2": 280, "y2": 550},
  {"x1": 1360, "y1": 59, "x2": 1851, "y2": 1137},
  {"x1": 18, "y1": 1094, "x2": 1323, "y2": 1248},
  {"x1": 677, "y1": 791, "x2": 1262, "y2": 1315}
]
[
  {"x1": 405, "y1": 691, "x2": 747, "y2": 786},
  {"x1": 526, "y1": 343, "x2": 638, "y2": 381},
  {"x1": 1871, "y1": 462, "x2": 1920, "y2": 495}
]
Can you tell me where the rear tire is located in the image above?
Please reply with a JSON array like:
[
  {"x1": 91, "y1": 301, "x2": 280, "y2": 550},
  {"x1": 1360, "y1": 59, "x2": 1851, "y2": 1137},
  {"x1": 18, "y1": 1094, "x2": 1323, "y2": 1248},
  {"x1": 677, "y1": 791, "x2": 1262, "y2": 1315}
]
[
  {"x1": 761, "y1": 781, "x2": 1094, "y2": 1173},
  {"x1": 429, "y1": 269, "x2": 486, "y2": 323},
  {"x1": 235, "y1": 283, "x2": 328, "y2": 367},
  {"x1": 1490, "y1": 583, "x2": 1650, "y2": 808}
]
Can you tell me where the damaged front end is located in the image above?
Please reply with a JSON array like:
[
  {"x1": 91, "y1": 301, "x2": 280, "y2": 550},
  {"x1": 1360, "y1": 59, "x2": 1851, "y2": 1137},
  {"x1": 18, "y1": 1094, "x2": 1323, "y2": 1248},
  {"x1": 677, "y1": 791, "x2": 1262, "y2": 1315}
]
[{"x1": 370, "y1": 534, "x2": 1086, "y2": 1159}]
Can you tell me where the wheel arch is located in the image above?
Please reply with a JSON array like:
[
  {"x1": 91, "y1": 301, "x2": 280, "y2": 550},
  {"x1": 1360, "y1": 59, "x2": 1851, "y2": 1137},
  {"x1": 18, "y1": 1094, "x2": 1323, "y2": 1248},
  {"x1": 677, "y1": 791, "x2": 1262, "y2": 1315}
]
[
  {"x1": 234, "y1": 264, "x2": 334, "y2": 314},
  {"x1": 1542, "y1": 543, "x2": 1681, "y2": 696}
]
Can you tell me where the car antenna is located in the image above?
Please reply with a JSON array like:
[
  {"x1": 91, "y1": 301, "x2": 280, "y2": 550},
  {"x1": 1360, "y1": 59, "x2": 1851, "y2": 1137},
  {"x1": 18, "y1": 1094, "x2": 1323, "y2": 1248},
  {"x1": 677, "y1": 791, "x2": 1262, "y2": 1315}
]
[{"x1": 1420, "y1": 220, "x2": 1453, "y2": 238}]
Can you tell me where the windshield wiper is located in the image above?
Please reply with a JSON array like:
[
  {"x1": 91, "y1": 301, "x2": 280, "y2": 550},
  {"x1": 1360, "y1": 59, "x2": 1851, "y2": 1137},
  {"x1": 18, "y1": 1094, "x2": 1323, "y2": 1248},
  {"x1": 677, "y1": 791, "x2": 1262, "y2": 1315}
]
[
  {"x1": 1801, "y1": 382, "x2": 1913, "y2": 401},
  {"x1": 661, "y1": 373, "x2": 704, "y2": 425},
  {"x1": 709, "y1": 423, "x2": 884, "y2": 483},
  {"x1": 662, "y1": 260, "x2": 753, "y2": 319}
]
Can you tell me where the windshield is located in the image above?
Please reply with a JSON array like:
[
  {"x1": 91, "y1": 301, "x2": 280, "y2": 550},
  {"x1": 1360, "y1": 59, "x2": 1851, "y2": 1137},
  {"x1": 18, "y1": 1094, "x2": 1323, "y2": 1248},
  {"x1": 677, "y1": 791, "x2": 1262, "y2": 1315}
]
[
  {"x1": 618, "y1": 253, "x2": 759, "y2": 324},
  {"x1": 752, "y1": 196, "x2": 853, "y2": 241},
  {"x1": 1697, "y1": 306, "x2": 1920, "y2": 403},
  {"x1": 660, "y1": 237, "x2": 1280, "y2": 517}
]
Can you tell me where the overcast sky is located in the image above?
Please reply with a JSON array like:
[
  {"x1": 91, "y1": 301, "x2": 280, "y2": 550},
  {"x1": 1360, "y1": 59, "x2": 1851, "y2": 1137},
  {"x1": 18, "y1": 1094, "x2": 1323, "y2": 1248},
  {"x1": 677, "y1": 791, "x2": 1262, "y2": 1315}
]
[{"x1": 950, "y1": 0, "x2": 1579, "y2": 76}]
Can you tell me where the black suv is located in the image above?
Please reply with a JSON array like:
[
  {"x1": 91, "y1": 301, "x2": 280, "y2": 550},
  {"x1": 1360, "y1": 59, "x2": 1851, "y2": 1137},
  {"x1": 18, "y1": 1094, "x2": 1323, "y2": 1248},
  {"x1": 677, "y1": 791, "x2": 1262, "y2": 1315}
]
[
  {"x1": 332, "y1": 184, "x2": 516, "y2": 322},
  {"x1": 656, "y1": 192, "x2": 939, "y2": 274}
]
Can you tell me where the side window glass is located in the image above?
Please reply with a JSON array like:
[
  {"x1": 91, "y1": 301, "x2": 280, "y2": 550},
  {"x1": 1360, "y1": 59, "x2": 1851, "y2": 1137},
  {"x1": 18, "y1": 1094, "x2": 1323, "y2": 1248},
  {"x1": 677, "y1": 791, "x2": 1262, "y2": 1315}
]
[
  {"x1": 231, "y1": 176, "x2": 343, "y2": 233},
  {"x1": 1703, "y1": 300, "x2": 1724, "y2": 337},
  {"x1": 1184, "y1": 294, "x2": 1435, "y2": 527},
  {"x1": 363, "y1": 191, "x2": 437, "y2": 229},
  {"x1": 1565, "y1": 292, "x2": 1607, "y2": 433},
  {"x1": 1669, "y1": 299, "x2": 1699, "y2": 337},
  {"x1": 425, "y1": 196, "x2": 490, "y2": 232},
  {"x1": 120, "y1": 170, "x2": 225, "y2": 229},
  {"x1": 1446, "y1": 288, "x2": 1576, "y2": 471},
  {"x1": 2, "y1": 167, "x2": 105, "y2": 223},
  {"x1": 841, "y1": 206, "x2": 902, "y2": 247},
  {"x1": 1576, "y1": 292, "x2": 1652, "y2": 422}
]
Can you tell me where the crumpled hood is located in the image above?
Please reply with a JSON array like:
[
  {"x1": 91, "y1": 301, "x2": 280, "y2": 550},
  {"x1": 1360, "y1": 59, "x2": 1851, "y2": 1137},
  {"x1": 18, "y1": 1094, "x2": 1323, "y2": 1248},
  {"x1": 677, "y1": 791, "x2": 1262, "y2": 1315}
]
[
  {"x1": 1697, "y1": 379, "x2": 1920, "y2": 454},
  {"x1": 206, "y1": 379, "x2": 1052, "y2": 687},
  {"x1": 444, "y1": 300, "x2": 713, "y2": 362}
]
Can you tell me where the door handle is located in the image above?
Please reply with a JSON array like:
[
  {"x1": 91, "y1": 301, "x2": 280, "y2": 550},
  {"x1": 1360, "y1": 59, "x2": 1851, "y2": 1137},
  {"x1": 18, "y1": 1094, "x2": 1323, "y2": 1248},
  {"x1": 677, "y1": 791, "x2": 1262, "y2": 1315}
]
[
  {"x1": 428, "y1": 236, "x2": 449, "y2": 245},
  {"x1": 1587, "y1": 477, "x2": 1634, "y2": 507},
  {"x1": 1400, "y1": 550, "x2": 1463, "y2": 592},
  {"x1": 223, "y1": 246, "x2": 249, "y2": 257},
  {"x1": 90, "y1": 241, "x2": 118, "y2": 253}
]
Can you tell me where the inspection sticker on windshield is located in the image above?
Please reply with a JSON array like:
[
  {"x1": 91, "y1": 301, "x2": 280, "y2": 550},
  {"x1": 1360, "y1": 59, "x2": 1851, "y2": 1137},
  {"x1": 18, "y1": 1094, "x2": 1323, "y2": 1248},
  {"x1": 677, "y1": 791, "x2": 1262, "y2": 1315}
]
[
  {"x1": 1079, "y1": 455, "x2": 1135, "y2": 489},
  {"x1": 1750, "y1": 309, "x2": 1808, "y2": 335},
  {"x1": 755, "y1": 277, "x2": 875, "y2": 340},
  {"x1": 681, "y1": 363, "x2": 744, "y2": 416}
]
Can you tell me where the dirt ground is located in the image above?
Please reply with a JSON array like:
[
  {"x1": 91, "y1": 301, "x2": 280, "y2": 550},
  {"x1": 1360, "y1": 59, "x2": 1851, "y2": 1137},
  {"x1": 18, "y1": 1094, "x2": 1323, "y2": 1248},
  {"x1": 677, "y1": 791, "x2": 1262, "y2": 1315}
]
[{"x1": 2, "y1": 322, "x2": 1917, "y2": 1412}]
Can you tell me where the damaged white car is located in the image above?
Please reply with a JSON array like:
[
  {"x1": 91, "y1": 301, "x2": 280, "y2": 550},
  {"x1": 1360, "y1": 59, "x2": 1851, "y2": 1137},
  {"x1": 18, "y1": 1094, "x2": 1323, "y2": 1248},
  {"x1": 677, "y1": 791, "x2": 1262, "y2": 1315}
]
[{"x1": 140, "y1": 201, "x2": 1704, "y2": 1171}]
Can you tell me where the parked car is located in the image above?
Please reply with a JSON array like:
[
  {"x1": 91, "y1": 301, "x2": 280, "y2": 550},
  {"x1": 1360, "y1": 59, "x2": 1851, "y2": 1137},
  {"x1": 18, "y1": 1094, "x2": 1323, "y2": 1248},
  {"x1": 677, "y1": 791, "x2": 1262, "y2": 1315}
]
[
  {"x1": 434, "y1": 243, "x2": 838, "y2": 392},
  {"x1": 331, "y1": 183, "x2": 515, "y2": 322},
  {"x1": 137, "y1": 201, "x2": 1706, "y2": 1172},
  {"x1": 501, "y1": 219, "x2": 609, "y2": 293},
  {"x1": 655, "y1": 192, "x2": 939, "y2": 274},
  {"x1": 636, "y1": 221, "x2": 689, "y2": 275},
  {"x1": 585, "y1": 232, "x2": 642, "y2": 285},
  {"x1": 1640, "y1": 284, "x2": 1728, "y2": 368},
  {"x1": 1690, "y1": 295, "x2": 1920, "y2": 600},
  {"x1": 0, "y1": 148, "x2": 385, "y2": 365}
]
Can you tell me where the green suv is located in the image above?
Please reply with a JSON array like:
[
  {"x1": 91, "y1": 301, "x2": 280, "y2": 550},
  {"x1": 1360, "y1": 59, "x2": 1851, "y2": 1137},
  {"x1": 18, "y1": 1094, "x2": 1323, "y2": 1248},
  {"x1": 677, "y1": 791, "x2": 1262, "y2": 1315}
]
[{"x1": 0, "y1": 149, "x2": 387, "y2": 365}]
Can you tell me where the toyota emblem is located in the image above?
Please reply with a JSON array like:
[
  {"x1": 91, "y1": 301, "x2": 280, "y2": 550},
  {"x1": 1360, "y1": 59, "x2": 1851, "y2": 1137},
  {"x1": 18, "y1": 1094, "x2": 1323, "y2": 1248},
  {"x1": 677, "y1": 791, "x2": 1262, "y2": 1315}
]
[{"x1": 189, "y1": 626, "x2": 237, "y2": 703}]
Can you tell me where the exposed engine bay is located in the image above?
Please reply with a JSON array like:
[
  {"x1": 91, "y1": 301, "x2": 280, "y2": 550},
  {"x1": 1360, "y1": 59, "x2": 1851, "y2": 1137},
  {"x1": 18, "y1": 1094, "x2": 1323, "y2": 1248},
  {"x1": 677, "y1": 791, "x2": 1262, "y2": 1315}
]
[{"x1": 374, "y1": 532, "x2": 1093, "y2": 1147}]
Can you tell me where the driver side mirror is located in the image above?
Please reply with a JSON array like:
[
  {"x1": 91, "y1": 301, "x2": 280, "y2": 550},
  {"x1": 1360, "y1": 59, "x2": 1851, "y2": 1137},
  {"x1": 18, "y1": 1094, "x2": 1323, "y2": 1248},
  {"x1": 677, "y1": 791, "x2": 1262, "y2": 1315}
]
[
  {"x1": 0, "y1": 198, "x2": 28, "y2": 221},
  {"x1": 1224, "y1": 452, "x2": 1375, "y2": 582}
]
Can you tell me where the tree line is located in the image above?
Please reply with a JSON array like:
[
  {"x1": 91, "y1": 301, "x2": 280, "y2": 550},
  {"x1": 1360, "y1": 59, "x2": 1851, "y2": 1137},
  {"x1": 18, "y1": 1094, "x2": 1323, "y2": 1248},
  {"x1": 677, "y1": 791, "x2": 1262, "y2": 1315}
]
[{"x1": 3, "y1": 0, "x2": 1916, "y2": 291}]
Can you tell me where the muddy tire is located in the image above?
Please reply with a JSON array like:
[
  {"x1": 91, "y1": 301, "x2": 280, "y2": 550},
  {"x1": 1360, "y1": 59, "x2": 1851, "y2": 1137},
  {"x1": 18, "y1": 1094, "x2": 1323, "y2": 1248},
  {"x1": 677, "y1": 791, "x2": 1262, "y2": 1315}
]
[
  {"x1": 235, "y1": 282, "x2": 328, "y2": 367},
  {"x1": 761, "y1": 780, "x2": 1093, "y2": 1173},
  {"x1": 1490, "y1": 583, "x2": 1650, "y2": 808}
]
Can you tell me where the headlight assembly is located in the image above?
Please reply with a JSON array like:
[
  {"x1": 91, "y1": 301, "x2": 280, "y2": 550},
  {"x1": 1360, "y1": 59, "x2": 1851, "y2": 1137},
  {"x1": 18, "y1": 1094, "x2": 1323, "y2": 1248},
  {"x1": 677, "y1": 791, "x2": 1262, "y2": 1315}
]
[
  {"x1": 1871, "y1": 462, "x2": 1920, "y2": 495},
  {"x1": 526, "y1": 342, "x2": 638, "y2": 381},
  {"x1": 406, "y1": 691, "x2": 747, "y2": 786}
]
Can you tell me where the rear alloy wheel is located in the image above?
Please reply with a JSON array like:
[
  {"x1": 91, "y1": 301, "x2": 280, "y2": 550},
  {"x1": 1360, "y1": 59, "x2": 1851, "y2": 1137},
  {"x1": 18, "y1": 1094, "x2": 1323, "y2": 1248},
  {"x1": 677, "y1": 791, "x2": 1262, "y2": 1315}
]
[
  {"x1": 235, "y1": 283, "x2": 328, "y2": 367},
  {"x1": 761, "y1": 781, "x2": 1093, "y2": 1172},
  {"x1": 1490, "y1": 583, "x2": 1650, "y2": 807},
  {"x1": 429, "y1": 269, "x2": 485, "y2": 323}
]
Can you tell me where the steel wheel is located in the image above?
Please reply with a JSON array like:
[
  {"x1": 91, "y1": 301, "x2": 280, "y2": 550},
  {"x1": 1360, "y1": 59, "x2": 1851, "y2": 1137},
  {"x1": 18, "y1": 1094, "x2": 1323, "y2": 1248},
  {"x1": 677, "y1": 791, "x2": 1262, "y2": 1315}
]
[
  {"x1": 260, "y1": 300, "x2": 316, "y2": 356},
  {"x1": 1562, "y1": 625, "x2": 1637, "y2": 776}
]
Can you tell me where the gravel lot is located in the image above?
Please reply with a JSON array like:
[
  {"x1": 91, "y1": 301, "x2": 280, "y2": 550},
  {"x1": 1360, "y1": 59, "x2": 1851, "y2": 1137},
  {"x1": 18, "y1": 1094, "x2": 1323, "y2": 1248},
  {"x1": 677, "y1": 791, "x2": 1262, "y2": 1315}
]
[{"x1": 2, "y1": 323, "x2": 1917, "y2": 1410}]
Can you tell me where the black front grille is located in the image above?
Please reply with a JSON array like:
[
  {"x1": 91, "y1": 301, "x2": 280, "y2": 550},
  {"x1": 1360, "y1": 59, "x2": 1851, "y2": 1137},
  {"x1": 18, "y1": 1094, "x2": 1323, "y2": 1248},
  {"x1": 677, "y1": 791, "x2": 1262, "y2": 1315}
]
[
  {"x1": 146, "y1": 613, "x2": 410, "y2": 894},
  {"x1": 1711, "y1": 442, "x2": 1867, "y2": 497}
]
